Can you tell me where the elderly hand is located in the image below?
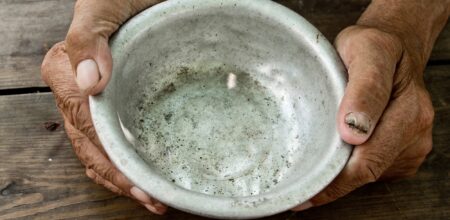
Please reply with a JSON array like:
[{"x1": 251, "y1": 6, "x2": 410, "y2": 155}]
[
  {"x1": 294, "y1": 0, "x2": 449, "y2": 211},
  {"x1": 41, "y1": 0, "x2": 166, "y2": 215},
  {"x1": 42, "y1": 0, "x2": 449, "y2": 215}
]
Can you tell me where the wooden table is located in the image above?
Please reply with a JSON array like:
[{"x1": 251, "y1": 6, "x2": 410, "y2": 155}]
[{"x1": 1, "y1": 1, "x2": 449, "y2": 219}]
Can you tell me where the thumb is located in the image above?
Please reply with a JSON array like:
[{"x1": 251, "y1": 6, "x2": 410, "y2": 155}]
[
  {"x1": 336, "y1": 27, "x2": 402, "y2": 145},
  {"x1": 65, "y1": 0, "x2": 161, "y2": 95}
]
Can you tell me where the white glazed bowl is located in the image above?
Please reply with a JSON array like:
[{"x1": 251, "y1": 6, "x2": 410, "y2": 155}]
[{"x1": 90, "y1": 0, "x2": 352, "y2": 218}]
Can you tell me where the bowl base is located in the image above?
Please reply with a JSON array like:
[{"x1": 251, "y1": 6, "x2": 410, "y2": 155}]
[{"x1": 132, "y1": 65, "x2": 302, "y2": 197}]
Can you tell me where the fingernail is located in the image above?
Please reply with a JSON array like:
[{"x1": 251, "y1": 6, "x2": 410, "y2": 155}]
[
  {"x1": 292, "y1": 201, "x2": 313, "y2": 212},
  {"x1": 144, "y1": 204, "x2": 164, "y2": 215},
  {"x1": 345, "y1": 112, "x2": 372, "y2": 135},
  {"x1": 76, "y1": 59, "x2": 100, "y2": 92},
  {"x1": 130, "y1": 186, "x2": 152, "y2": 204}
]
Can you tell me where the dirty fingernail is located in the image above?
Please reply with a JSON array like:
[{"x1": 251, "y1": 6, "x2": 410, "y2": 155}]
[
  {"x1": 130, "y1": 186, "x2": 152, "y2": 204},
  {"x1": 76, "y1": 59, "x2": 100, "y2": 92},
  {"x1": 345, "y1": 112, "x2": 372, "y2": 135},
  {"x1": 144, "y1": 203, "x2": 164, "y2": 215},
  {"x1": 292, "y1": 201, "x2": 313, "y2": 212}
]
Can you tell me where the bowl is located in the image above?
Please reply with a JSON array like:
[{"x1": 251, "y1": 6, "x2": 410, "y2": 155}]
[{"x1": 90, "y1": 0, "x2": 352, "y2": 218}]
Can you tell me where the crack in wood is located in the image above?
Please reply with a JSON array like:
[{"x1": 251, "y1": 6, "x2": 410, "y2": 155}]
[{"x1": 0, "y1": 87, "x2": 51, "y2": 96}]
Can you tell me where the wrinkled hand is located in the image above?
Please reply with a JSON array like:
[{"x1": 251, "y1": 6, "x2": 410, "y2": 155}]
[
  {"x1": 41, "y1": 0, "x2": 166, "y2": 215},
  {"x1": 294, "y1": 0, "x2": 449, "y2": 211},
  {"x1": 66, "y1": 0, "x2": 163, "y2": 95}
]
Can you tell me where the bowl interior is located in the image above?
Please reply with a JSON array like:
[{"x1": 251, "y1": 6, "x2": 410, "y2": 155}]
[{"x1": 90, "y1": 0, "x2": 351, "y2": 218}]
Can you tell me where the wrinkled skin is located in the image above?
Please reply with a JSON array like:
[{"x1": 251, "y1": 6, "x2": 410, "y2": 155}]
[
  {"x1": 41, "y1": 0, "x2": 449, "y2": 214},
  {"x1": 41, "y1": 43, "x2": 167, "y2": 214}
]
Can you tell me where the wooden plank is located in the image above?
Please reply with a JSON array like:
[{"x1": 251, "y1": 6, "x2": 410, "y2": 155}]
[
  {"x1": 0, "y1": 65, "x2": 449, "y2": 219},
  {"x1": 0, "y1": 0, "x2": 449, "y2": 90},
  {"x1": 0, "y1": 0, "x2": 74, "y2": 90},
  {"x1": 0, "y1": 93, "x2": 158, "y2": 220}
]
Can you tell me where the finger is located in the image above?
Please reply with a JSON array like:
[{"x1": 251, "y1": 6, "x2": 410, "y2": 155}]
[
  {"x1": 130, "y1": 186, "x2": 167, "y2": 214},
  {"x1": 42, "y1": 42, "x2": 168, "y2": 213},
  {"x1": 335, "y1": 27, "x2": 403, "y2": 145},
  {"x1": 64, "y1": 118, "x2": 134, "y2": 194},
  {"x1": 86, "y1": 168, "x2": 125, "y2": 196},
  {"x1": 66, "y1": 0, "x2": 162, "y2": 95},
  {"x1": 87, "y1": 169, "x2": 167, "y2": 215},
  {"x1": 131, "y1": 187, "x2": 167, "y2": 214},
  {"x1": 41, "y1": 42, "x2": 104, "y2": 149},
  {"x1": 304, "y1": 89, "x2": 417, "y2": 207},
  {"x1": 291, "y1": 201, "x2": 313, "y2": 212},
  {"x1": 65, "y1": 118, "x2": 168, "y2": 213},
  {"x1": 143, "y1": 203, "x2": 168, "y2": 215}
]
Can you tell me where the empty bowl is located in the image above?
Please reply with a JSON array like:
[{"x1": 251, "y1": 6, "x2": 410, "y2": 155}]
[{"x1": 90, "y1": 0, "x2": 352, "y2": 218}]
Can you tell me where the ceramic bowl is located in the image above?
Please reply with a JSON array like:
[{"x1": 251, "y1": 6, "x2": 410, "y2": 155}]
[{"x1": 90, "y1": 0, "x2": 352, "y2": 218}]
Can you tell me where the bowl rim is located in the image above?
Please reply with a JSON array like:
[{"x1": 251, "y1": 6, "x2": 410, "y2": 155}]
[{"x1": 90, "y1": 0, "x2": 352, "y2": 218}]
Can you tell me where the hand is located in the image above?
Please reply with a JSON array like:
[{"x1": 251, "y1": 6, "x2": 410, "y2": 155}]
[
  {"x1": 294, "y1": 0, "x2": 449, "y2": 211},
  {"x1": 42, "y1": 43, "x2": 167, "y2": 215},
  {"x1": 66, "y1": 0, "x2": 163, "y2": 95},
  {"x1": 41, "y1": 0, "x2": 167, "y2": 215}
]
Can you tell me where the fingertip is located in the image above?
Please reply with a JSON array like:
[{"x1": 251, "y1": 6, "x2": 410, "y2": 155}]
[
  {"x1": 144, "y1": 203, "x2": 166, "y2": 215},
  {"x1": 87, "y1": 39, "x2": 113, "y2": 96},
  {"x1": 76, "y1": 59, "x2": 100, "y2": 93},
  {"x1": 338, "y1": 112, "x2": 373, "y2": 145},
  {"x1": 68, "y1": 35, "x2": 112, "y2": 96},
  {"x1": 154, "y1": 202, "x2": 168, "y2": 214},
  {"x1": 291, "y1": 201, "x2": 313, "y2": 212},
  {"x1": 130, "y1": 186, "x2": 153, "y2": 204},
  {"x1": 131, "y1": 187, "x2": 167, "y2": 215}
]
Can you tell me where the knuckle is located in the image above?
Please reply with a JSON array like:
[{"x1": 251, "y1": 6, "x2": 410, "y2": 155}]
[
  {"x1": 85, "y1": 169, "x2": 97, "y2": 181},
  {"x1": 41, "y1": 42, "x2": 68, "y2": 86},
  {"x1": 417, "y1": 140, "x2": 433, "y2": 158},
  {"x1": 57, "y1": 95, "x2": 83, "y2": 125},
  {"x1": 336, "y1": 26, "x2": 403, "y2": 62},
  {"x1": 419, "y1": 102, "x2": 435, "y2": 129},
  {"x1": 398, "y1": 88, "x2": 434, "y2": 131},
  {"x1": 411, "y1": 88, "x2": 434, "y2": 129},
  {"x1": 311, "y1": 183, "x2": 353, "y2": 206},
  {"x1": 74, "y1": 0, "x2": 86, "y2": 10},
  {"x1": 56, "y1": 93, "x2": 93, "y2": 132},
  {"x1": 355, "y1": 71, "x2": 391, "y2": 101},
  {"x1": 65, "y1": 123, "x2": 90, "y2": 160},
  {"x1": 86, "y1": 169, "x2": 103, "y2": 185},
  {"x1": 356, "y1": 154, "x2": 388, "y2": 183},
  {"x1": 361, "y1": 28, "x2": 402, "y2": 52},
  {"x1": 324, "y1": 184, "x2": 353, "y2": 201},
  {"x1": 106, "y1": 184, "x2": 124, "y2": 196},
  {"x1": 102, "y1": 167, "x2": 118, "y2": 183},
  {"x1": 86, "y1": 169, "x2": 124, "y2": 195},
  {"x1": 66, "y1": 26, "x2": 94, "y2": 52}
]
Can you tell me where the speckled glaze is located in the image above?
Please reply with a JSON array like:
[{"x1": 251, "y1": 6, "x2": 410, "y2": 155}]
[{"x1": 90, "y1": 0, "x2": 352, "y2": 218}]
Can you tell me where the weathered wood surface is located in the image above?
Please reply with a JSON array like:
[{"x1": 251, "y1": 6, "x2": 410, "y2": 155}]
[
  {"x1": 0, "y1": 0, "x2": 74, "y2": 90},
  {"x1": 0, "y1": 0, "x2": 449, "y2": 89},
  {"x1": 0, "y1": 65, "x2": 448, "y2": 219}
]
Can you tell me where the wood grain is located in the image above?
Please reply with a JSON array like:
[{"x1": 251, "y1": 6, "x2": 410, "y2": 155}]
[
  {"x1": 0, "y1": 0, "x2": 74, "y2": 90},
  {"x1": 0, "y1": 0, "x2": 449, "y2": 90},
  {"x1": 0, "y1": 65, "x2": 449, "y2": 219}
]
